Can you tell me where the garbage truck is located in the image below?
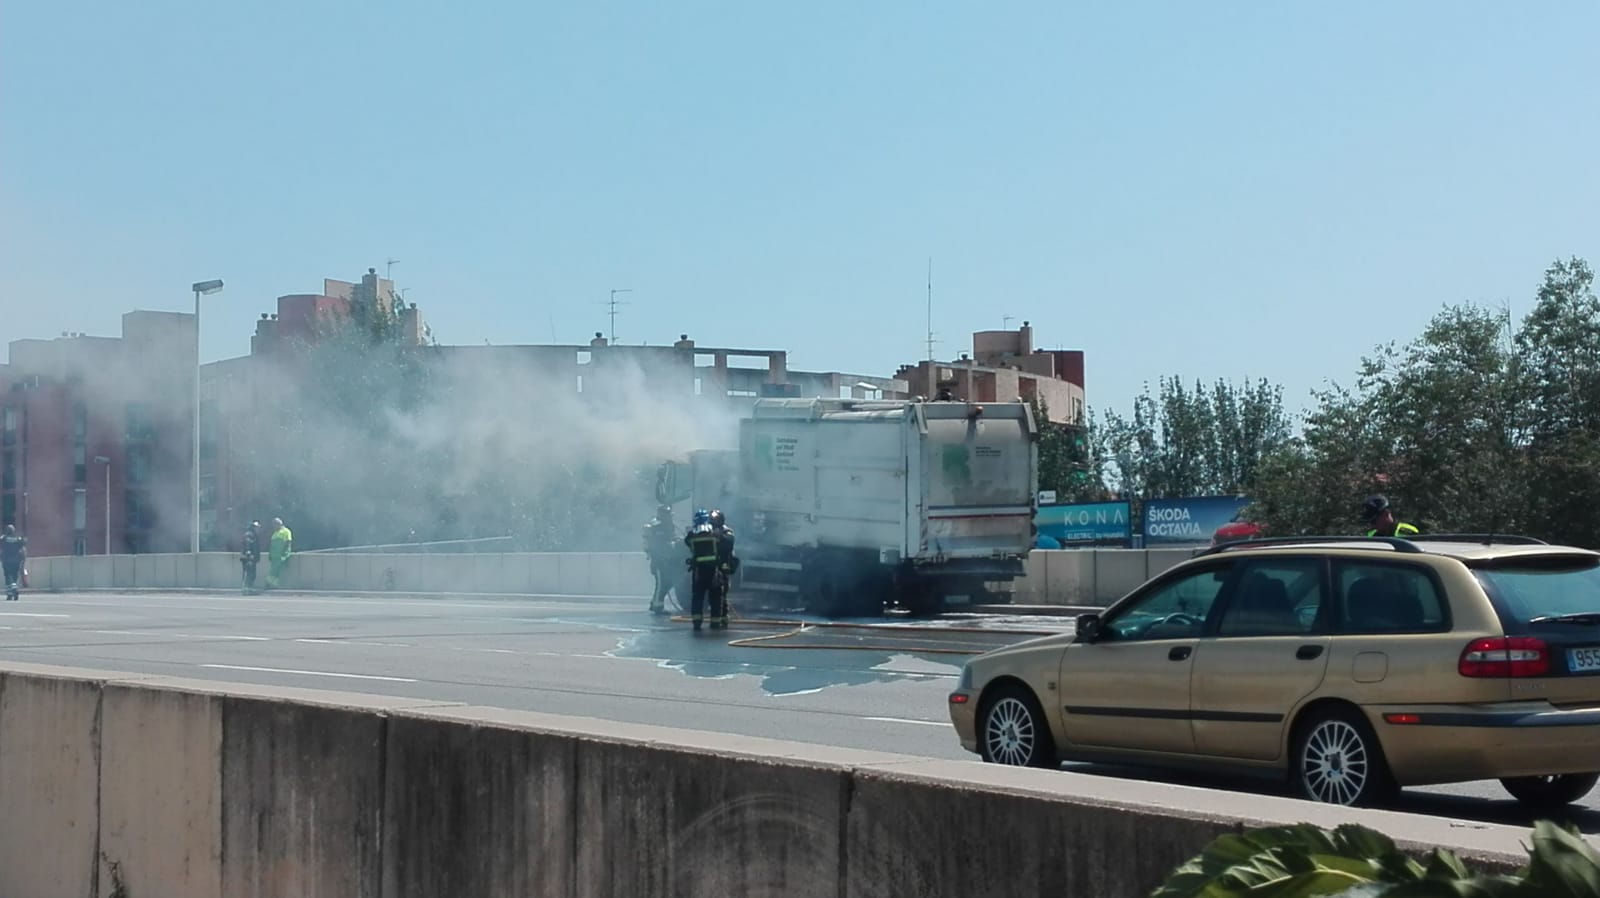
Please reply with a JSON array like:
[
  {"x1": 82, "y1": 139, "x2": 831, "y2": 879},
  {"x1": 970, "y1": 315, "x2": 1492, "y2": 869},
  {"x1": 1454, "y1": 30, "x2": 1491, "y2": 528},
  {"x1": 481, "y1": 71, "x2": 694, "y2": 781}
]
[{"x1": 654, "y1": 397, "x2": 1039, "y2": 617}]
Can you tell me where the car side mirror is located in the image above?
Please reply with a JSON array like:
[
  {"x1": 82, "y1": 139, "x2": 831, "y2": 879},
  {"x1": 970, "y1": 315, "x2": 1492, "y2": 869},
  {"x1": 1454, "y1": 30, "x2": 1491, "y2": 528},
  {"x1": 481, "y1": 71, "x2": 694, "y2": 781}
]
[{"x1": 1076, "y1": 613, "x2": 1102, "y2": 643}]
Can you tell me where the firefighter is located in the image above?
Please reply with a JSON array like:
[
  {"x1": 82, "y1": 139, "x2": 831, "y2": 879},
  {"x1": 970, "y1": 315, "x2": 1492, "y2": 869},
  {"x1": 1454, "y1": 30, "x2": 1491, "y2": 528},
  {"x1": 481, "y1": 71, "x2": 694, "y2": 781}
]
[
  {"x1": 240, "y1": 521, "x2": 262, "y2": 595},
  {"x1": 0, "y1": 524, "x2": 25, "y2": 601},
  {"x1": 684, "y1": 509, "x2": 731, "y2": 632},
  {"x1": 707, "y1": 509, "x2": 738, "y2": 629},
  {"x1": 642, "y1": 504, "x2": 677, "y2": 615},
  {"x1": 1362, "y1": 495, "x2": 1419, "y2": 538}
]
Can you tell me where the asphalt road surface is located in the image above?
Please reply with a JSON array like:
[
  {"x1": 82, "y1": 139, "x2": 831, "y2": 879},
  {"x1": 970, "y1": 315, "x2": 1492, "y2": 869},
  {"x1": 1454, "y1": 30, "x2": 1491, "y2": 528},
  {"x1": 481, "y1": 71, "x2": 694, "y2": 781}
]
[{"x1": 0, "y1": 589, "x2": 1594, "y2": 834}]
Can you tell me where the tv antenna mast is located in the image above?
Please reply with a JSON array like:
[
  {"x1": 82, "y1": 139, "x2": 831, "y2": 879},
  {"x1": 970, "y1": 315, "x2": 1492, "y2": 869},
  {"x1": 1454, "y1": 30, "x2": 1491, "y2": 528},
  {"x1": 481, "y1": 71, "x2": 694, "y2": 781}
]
[
  {"x1": 386, "y1": 258, "x2": 400, "y2": 280},
  {"x1": 603, "y1": 288, "x2": 633, "y2": 342},
  {"x1": 925, "y1": 258, "x2": 937, "y2": 362}
]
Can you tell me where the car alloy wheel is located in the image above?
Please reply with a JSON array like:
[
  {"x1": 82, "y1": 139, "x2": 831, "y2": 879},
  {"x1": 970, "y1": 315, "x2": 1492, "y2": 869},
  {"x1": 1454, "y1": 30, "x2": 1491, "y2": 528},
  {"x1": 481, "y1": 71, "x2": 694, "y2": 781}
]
[
  {"x1": 1298, "y1": 716, "x2": 1376, "y2": 806},
  {"x1": 985, "y1": 696, "x2": 1038, "y2": 766}
]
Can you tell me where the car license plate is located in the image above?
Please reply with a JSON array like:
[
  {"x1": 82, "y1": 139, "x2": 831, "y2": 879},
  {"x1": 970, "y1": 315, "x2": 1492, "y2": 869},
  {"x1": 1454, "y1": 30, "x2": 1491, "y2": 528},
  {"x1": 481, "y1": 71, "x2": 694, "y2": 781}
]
[{"x1": 1568, "y1": 647, "x2": 1600, "y2": 674}]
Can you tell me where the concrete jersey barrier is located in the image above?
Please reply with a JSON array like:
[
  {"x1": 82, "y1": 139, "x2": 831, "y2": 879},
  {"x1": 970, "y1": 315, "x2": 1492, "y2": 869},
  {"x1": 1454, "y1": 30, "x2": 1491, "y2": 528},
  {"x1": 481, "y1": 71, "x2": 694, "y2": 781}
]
[
  {"x1": 25, "y1": 548, "x2": 1200, "y2": 606},
  {"x1": 0, "y1": 661, "x2": 1529, "y2": 898}
]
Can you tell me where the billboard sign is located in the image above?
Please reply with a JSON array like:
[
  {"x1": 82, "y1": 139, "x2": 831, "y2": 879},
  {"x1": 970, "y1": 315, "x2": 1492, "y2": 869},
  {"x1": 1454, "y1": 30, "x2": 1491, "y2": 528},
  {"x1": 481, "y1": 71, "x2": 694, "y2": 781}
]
[
  {"x1": 1036, "y1": 501, "x2": 1132, "y2": 546},
  {"x1": 1143, "y1": 495, "x2": 1254, "y2": 546}
]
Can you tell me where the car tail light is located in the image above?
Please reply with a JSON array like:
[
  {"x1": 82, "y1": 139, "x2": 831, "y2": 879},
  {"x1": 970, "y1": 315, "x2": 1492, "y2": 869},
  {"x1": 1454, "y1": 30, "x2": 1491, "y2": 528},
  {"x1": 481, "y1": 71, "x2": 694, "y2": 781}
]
[{"x1": 1459, "y1": 637, "x2": 1550, "y2": 677}]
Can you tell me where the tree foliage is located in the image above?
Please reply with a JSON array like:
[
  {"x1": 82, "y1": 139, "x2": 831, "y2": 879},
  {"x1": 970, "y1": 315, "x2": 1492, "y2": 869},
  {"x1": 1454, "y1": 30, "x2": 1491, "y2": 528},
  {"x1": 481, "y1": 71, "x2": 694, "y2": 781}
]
[
  {"x1": 1086, "y1": 377, "x2": 1292, "y2": 500},
  {"x1": 1249, "y1": 258, "x2": 1600, "y2": 546},
  {"x1": 1153, "y1": 818, "x2": 1600, "y2": 898}
]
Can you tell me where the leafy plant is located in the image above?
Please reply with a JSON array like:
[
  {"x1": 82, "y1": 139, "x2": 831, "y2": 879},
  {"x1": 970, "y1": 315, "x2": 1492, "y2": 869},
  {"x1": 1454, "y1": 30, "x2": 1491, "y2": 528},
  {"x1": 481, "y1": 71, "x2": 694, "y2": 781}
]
[{"x1": 1152, "y1": 819, "x2": 1600, "y2": 898}]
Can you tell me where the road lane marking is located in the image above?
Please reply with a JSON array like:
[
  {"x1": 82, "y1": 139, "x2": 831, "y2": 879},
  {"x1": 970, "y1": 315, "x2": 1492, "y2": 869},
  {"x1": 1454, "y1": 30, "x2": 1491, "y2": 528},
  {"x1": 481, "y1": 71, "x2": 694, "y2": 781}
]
[
  {"x1": 217, "y1": 635, "x2": 271, "y2": 641},
  {"x1": 200, "y1": 664, "x2": 417, "y2": 683},
  {"x1": 0, "y1": 613, "x2": 69, "y2": 618},
  {"x1": 295, "y1": 638, "x2": 341, "y2": 644},
  {"x1": 862, "y1": 717, "x2": 947, "y2": 727}
]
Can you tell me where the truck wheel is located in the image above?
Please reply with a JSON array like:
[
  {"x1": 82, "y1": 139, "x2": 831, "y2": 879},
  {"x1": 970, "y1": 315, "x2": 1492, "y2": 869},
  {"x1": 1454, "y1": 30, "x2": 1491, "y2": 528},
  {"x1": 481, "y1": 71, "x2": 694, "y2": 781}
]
[
  {"x1": 802, "y1": 566, "x2": 847, "y2": 617},
  {"x1": 901, "y1": 583, "x2": 941, "y2": 617}
]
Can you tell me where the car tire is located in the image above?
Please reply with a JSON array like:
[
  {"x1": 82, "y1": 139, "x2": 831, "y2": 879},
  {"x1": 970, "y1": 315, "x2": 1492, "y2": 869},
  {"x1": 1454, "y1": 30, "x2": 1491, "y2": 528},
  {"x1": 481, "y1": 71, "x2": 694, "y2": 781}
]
[
  {"x1": 979, "y1": 684, "x2": 1058, "y2": 769},
  {"x1": 1292, "y1": 707, "x2": 1395, "y2": 807},
  {"x1": 1500, "y1": 773, "x2": 1600, "y2": 810}
]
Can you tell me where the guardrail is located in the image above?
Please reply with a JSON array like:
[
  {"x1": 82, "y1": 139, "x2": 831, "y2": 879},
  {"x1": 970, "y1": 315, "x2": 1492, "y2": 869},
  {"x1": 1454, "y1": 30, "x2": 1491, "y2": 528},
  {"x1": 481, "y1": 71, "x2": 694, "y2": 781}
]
[
  {"x1": 0, "y1": 662, "x2": 1527, "y2": 897},
  {"x1": 23, "y1": 548, "x2": 1209, "y2": 605}
]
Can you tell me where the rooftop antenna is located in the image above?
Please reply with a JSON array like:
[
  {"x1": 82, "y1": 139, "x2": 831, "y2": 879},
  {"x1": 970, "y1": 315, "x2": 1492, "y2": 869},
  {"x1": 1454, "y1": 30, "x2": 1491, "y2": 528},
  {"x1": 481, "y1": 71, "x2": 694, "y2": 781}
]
[
  {"x1": 925, "y1": 258, "x2": 936, "y2": 362},
  {"x1": 1002, "y1": 315, "x2": 1014, "y2": 330},
  {"x1": 603, "y1": 288, "x2": 633, "y2": 342},
  {"x1": 386, "y1": 258, "x2": 400, "y2": 280}
]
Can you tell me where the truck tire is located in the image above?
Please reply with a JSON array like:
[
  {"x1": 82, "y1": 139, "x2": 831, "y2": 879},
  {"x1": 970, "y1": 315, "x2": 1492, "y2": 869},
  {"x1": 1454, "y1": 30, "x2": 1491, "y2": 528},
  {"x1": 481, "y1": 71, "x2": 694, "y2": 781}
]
[
  {"x1": 801, "y1": 564, "x2": 848, "y2": 617},
  {"x1": 899, "y1": 581, "x2": 941, "y2": 617}
]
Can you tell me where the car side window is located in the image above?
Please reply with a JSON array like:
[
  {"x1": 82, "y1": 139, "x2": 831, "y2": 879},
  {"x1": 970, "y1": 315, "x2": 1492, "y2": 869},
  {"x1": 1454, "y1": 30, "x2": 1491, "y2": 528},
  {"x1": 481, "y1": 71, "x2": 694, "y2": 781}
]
[
  {"x1": 1335, "y1": 561, "x2": 1448, "y2": 634},
  {"x1": 1216, "y1": 558, "x2": 1325, "y2": 637},
  {"x1": 1101, "y1": 564, "x2": 1233, "y2": 642}
]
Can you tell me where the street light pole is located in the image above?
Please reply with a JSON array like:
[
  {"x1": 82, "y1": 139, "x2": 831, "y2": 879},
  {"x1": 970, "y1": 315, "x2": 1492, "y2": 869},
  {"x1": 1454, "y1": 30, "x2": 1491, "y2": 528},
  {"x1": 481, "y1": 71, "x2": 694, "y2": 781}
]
[
  {"x1": 190, "y1": 279, "x2": 223, "y2": 555},
  {"x1": 94, "y1": 456, "x2": 110, "y2": 554}
]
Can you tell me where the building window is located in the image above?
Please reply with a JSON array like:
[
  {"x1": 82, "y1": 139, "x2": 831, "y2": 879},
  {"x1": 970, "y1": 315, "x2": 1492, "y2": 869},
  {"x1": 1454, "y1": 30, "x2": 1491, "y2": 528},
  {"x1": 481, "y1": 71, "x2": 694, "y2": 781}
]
[
  {"x1": 127, "y1": 446, "x2": 149, "y2": 485},
  {"x1": 73, "y1": 535, "x2": 88, "y2": 556},
  {"x1": 126, "y1": 402, "x2": 154, "y2": 441},
  {"x1": 199, "y1": 473, "x2": 216, "y2": 511},
  {"x1": 1, "y1": 494, "x2": 13, "y2": 527},
  {"x1": 73, "y1": 488, "x2": 88, "y2": 531},
  {"x1": 1, "y1": 408, "x2": 14, "y2": 447},
  {"x1": 1, "y1": 451, "x2": 12, "y2": 492},
  {"x1": 73, "y1": 444, "x2": 87, "y2": 483},
  {"x1": 126, "y1": 490, "x2": 152, "y2": 530},
  {"x1": 71, "y1": 402, "x2": 88, "y2": 441}
]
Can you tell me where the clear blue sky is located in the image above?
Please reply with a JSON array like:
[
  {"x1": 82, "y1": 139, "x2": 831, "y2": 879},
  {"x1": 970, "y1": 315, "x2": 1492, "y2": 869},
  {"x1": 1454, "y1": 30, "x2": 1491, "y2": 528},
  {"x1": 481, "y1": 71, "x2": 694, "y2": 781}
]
[{"x1": 3, "y1": 1, "x2": 1596, "y2": 421}]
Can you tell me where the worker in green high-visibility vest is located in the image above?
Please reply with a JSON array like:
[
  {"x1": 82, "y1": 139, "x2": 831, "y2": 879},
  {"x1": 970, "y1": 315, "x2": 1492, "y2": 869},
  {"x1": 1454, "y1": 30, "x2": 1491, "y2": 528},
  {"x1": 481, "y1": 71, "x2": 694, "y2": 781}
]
[{"x1": 264, "y1": 517, "x2": 294, "y2": 589}]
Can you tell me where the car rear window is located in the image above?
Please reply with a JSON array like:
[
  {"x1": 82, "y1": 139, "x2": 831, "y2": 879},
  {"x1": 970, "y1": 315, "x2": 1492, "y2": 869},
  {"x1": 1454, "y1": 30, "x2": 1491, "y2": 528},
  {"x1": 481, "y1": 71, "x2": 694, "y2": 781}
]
[{"x1": 1473, "y1": 556, "x2": 1600, "y2": 624}]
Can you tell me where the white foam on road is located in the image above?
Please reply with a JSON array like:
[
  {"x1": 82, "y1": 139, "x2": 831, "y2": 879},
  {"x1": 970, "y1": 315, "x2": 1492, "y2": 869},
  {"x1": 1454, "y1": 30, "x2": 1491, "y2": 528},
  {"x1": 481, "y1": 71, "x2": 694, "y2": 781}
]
[
  {"x1": 200, "y1": 664, "x2": 417, "y2": 683},
  {"x1": 862, "y1": 716, "x2": 947, "y2": 727},
  {"x1": 0, "y1": 612, "x2": 70, "y2": 618}
]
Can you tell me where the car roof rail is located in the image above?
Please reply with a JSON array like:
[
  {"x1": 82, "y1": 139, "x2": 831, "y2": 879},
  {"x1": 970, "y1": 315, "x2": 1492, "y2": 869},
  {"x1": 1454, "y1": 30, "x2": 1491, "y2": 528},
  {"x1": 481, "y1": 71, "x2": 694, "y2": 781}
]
[
  {"x1": 1193, "y1": 535, "x2": 1424, "y2": 558},
  {"x1": 1409, "y1": 533, "x2": 1549, "y2": 546}
]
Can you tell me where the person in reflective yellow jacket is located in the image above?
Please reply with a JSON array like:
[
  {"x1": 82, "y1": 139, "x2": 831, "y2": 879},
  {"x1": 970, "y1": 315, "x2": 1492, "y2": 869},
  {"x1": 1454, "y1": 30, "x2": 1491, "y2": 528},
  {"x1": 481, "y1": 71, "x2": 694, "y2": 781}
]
[
  {"x1": 1362, "y1": 495, "x2": 1419, "y2": 538},
  {"x1": 265, "y1": 518, "x2": 293, "y2": 589}
]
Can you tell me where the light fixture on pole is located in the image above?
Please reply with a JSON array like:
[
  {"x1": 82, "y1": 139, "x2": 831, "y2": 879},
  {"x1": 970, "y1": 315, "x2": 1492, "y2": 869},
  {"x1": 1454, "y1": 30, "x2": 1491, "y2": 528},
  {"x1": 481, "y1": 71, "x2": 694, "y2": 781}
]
[
  {"x1": 93, "y1": 456, "x2": 110, "y2": 554},
  {"x1": 191, "y1": 279, "x2": 223, "y2": 555}
]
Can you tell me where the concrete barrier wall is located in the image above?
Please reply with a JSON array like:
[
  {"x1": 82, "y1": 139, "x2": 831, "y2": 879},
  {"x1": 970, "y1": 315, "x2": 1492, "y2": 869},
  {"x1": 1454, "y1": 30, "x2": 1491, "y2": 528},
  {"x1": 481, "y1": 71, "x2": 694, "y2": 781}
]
[
  {"x1": 30, "y1": 548, "x2": 1201, "y2": 605},
  {"x1": 0, "y1": 662, "x2": 1527, "y2": 898}
]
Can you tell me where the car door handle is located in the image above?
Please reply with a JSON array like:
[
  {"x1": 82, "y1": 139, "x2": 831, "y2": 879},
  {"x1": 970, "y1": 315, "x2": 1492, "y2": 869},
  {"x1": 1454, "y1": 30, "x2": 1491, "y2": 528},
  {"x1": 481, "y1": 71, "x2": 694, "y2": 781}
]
[
  {"x1": 1168, "y1": 646, "x2": 1192, "y2": 661},
  {"x1": 1296, "y1": 644, "x2": 1324, "y2": 660}
]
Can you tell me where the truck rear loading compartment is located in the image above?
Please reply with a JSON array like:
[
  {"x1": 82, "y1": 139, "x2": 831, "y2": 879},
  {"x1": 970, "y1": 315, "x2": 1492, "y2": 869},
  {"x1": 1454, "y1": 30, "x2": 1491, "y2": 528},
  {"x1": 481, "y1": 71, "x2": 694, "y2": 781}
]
[{"x1": 657, "y1": 397, "x2": 1040, "y2": 616}]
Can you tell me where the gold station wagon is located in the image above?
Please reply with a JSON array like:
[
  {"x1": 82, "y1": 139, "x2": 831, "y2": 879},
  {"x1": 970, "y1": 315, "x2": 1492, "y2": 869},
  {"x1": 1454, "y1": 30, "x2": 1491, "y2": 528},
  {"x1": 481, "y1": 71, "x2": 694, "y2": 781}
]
[{"x1": 947, "y1": 535, "x2": 1600, "y2": 808}]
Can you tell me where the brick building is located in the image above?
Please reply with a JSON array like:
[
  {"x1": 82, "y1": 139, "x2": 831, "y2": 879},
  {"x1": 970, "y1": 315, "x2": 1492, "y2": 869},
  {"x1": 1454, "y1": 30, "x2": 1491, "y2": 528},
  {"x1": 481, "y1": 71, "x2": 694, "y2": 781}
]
[
  {"x1": 895, "y1": 321, "x2": 1086, "y2": 425},
  {"x1": 0, "y1": 312, "x2": 197, "y2": 556}
]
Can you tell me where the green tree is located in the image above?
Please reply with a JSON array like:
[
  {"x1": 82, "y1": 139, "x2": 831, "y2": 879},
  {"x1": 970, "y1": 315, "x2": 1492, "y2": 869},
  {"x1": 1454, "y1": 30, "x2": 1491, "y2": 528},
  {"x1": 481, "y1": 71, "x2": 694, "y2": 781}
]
[
  {"x1": 1030, "y1": 397, "x2": 1107, "y2": 503},
  {"x1": 1516, "y1": 258, "x2": 1600, "y2": 547},
  {"x1": 1094, "y1": 376, "x2": 1290, "y2": 500},
  {"x1": 1251, "y1": 304, "x2": 1527, "y2": 538},
  {"x1": 236, "y1": 299, "x2": 438, "y2": 550}
]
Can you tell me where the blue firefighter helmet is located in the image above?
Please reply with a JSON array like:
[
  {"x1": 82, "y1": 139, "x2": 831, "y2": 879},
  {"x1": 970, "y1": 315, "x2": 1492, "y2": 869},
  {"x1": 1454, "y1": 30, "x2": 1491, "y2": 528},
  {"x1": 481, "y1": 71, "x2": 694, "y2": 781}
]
[{"x1": 692, "y1": 508, "x2": 710, "y2": 526}]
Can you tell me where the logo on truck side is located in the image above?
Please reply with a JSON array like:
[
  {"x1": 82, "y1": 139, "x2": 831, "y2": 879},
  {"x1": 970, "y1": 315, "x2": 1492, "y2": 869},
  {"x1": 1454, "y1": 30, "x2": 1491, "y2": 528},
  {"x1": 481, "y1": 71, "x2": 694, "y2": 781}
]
[{"x1": 942, "y1": 445, "x2": 972, "y2": 485}]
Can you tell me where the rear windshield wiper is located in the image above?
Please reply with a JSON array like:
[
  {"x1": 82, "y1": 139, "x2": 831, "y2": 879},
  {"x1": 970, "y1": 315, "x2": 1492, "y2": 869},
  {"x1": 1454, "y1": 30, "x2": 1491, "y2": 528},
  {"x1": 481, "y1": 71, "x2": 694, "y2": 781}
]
[{"x1": 1528, "y1": 613, "x2": 1600, "y2": 625}]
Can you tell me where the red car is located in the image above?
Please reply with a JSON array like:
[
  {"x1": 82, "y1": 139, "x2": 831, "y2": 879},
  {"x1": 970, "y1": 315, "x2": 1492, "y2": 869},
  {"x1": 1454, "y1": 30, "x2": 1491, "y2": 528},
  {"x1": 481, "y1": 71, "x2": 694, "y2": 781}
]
[{"x1": 1210, "y1": 508, "x2": 1263, "y2": 546}]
